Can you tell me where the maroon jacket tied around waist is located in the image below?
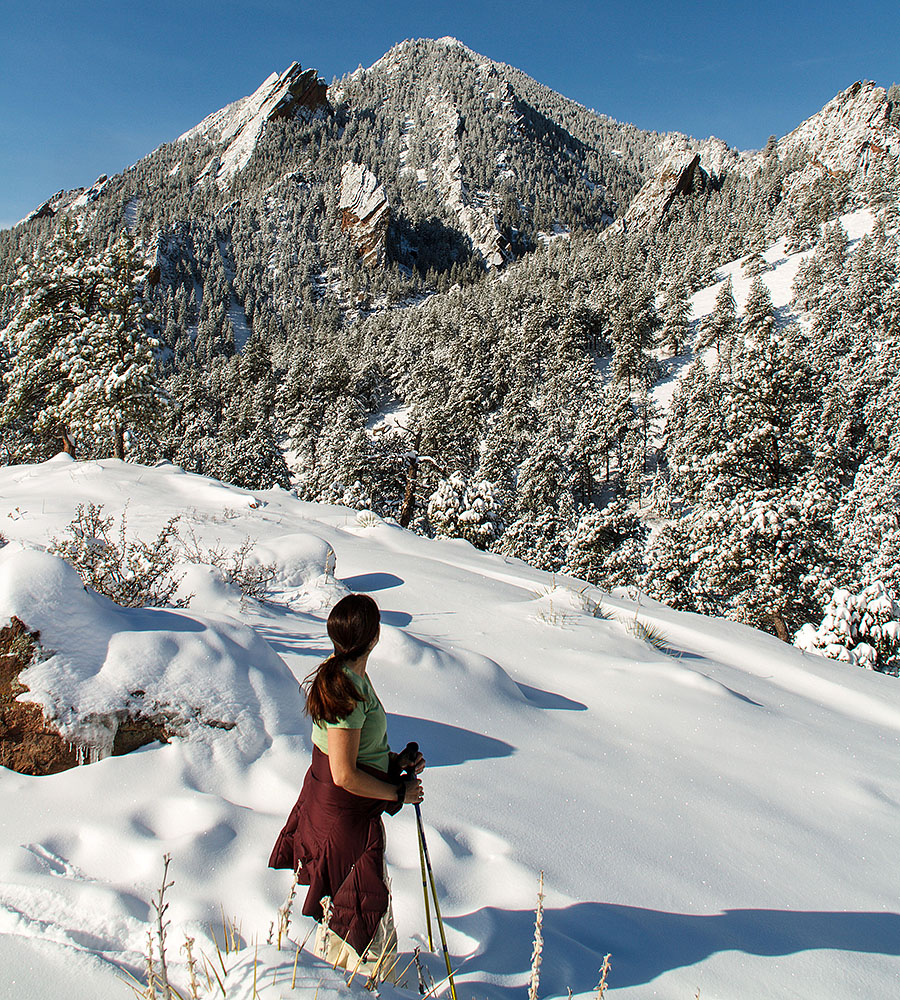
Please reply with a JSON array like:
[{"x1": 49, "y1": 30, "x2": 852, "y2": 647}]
[{"x1": 269, "y1": 746, "x2": 402, "y2": 956}]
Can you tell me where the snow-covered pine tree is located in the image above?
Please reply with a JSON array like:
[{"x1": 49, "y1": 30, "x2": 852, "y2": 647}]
[
  {"x1": 565, "y1": 498, "x2": 646, "y2": 589},
  {"x1": 611, "y1": 279, "x2": 659, "y2": 390},
  {"x1": 658, "y1": 278, "x2": 692, "y2": 357},
  {"x1": 647, "y1": 478, "x2": 836, "y2": 639},
  {"x1": 427, "y1": 472, "x2": 500, "y2": 549},
  {"x1": 796, "y1": 581, "x2": 900, "y2": 675},
  {"x1": 72, "y1": 232, "x2": 167, "y2": 459},
  {"x1": 0, "y1": 220, "x2": 100, "y2": 456},
  {"x1": 695, "y1": 276, "x2": 737, "y2": 359}
]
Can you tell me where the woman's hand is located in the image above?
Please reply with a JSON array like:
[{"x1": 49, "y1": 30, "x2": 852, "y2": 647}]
[
  {"x1": 396, "y1": 744, "x2": 426, "y2": 775},
  {"x1": 402, "y1": 776, "x2": 424, "y2": 804}
]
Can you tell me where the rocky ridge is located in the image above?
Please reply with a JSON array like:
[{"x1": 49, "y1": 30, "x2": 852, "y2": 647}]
[
  {"x1": 23, "y1": 174, "x2": 110, "y2": 225},
  {"x1": 623, "y1": 82, "x2": 900, "y2": 232},
  {"x1": 622, "y1": 135, "x2": 740, "y2": 231},
  {"x1": 178, "y1": 61, "x2": 329, "y2": 187},
  {"x1": 778, "y1": 80, "x2": 900, "y2": 180}
]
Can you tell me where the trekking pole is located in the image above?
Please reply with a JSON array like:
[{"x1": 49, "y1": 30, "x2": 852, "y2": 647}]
[
  {"x1": 417, "y1": 811, "x2": 435, "y2": 951},
  {"x1": 404, "y1": 743, "x2": 434, "y2": 950},
  {"x1": 405, "y1": 743, "x2": 458, "y2": 1000}
]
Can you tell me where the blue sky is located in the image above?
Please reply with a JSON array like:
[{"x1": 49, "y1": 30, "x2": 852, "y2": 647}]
[{"x1": 1, "y1": 0, "x2": 897, "y2": 229}]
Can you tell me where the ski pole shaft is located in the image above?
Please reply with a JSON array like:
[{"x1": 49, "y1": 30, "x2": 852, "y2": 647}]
[
  {"x1": 415, "y1": 804, "x2": 457, "y2": 1000},
  {"x1": 406, "y1": 743, "x2": 457, "y2": 1000},
  {"x1": 417, "y1": 812, "x2": 435, "y2": 951},
  {"x1": 405, "y1": 743, "x2": 434, "y2": 951}
]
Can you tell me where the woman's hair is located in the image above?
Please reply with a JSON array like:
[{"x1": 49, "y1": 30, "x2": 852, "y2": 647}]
[{"x1": 305, "y1": 593, "x2": 381, "y2": 724}]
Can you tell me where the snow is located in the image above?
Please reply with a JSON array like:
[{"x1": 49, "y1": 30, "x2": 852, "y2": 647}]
[
  {"x1": 122, "y1": 196, "x2": 142, "y2": 231},
  {"x1": 652, "y1": 206, "x2": 877, "y2": 420},
  {"x1": 779, "y1": 81, "x2": 900, "y2": 175},
  {"x1": 1, "y1": 457, "x2": 899, "y2": 1000}
]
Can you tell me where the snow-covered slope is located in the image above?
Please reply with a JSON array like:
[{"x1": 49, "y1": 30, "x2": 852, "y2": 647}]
[
  {"x1": 1, "y1": 458, "x2": 899, "y2": 1000},
  {"x1": 779, "y1": 80, "x2": 900, "y2": 180},
  {"x1": 652, "y1": 206, "x2": 876, "y2": 418}
]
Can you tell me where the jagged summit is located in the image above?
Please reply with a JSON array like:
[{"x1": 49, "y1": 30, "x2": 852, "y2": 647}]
[
  {"x1": 778, "y1": 79, "x2": 900, "y2": 178},
  {"x1": 179, "y1": 61, "x2": 328, "y2": 187}
]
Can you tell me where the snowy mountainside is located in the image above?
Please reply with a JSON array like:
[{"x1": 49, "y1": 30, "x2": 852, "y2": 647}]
[
  {"x1": 779, "y1": 80, "x2": 900, "y2": 179},
  {"x1": 652, "y1": 206, "x2": 876, "y2": 418},
  {"x1": 177, "y1": 62, "x2": 329, "y2": 187},
  {"x1": 1, "y1": 458, "x2": 899, "y2": 1000}
]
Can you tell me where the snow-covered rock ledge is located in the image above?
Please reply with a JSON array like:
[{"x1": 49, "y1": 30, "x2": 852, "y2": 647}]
[{"x1": 0, "y1": 545, "x2": 298, "y2": 769}]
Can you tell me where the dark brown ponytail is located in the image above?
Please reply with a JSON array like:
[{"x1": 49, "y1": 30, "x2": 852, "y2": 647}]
[{"x1": 305, "y1": 594, "x2": 381, "y2": 724}]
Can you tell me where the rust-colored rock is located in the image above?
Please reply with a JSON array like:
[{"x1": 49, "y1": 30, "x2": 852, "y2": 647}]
[
  {"x1": 179, "y1": 61, "x2": 329, "y2": 187},
  {"x1": 0, "y1": 617, "x2": 77, "y2": 775},
  {"x1": 269, "y1": 65, "x2": 329, "y2": 121},
  {"x1": 339, "y1": 162, "x2": 391, "y2": 267},
  {"x1": 0, "y1": 616, "x2": 172, "y2": 776}
]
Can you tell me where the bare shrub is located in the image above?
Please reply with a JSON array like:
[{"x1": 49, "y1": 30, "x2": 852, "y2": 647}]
[
  {"x1": 180, "y1": 529, "x2": 276, "y2": 601},
  {"x1": 50, "y1": 503, "x2": 189, "y2": 608}
]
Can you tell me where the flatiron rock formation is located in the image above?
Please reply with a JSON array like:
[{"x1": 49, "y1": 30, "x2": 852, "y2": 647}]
[
  {"x1": 179, "y1": 61, "x2": 329, "y2": 186},
  {"x1": 339, "y1": 161, "x2": 391, "y2": 267}
]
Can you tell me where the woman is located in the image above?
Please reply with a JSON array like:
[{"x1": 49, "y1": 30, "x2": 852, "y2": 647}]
[{"x1": 269, "y1": 593, "x2": 425, "y2": 980}]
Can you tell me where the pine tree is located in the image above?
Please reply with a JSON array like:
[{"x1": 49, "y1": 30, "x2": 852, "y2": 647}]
[
  {"x1": 658, "y1": 279, "x2": 692, "y2": 357},
  {"x1": 611, "y1": 279, "x2": 659, "y2": 389},
  {"x1": 696, "y1": 276, "x2": 737, "y2": 358},
  {"x1": 565, "y1": 498, "x2": 646, "y2": 588},
  {"x1": 73, "y1": 232, "x2": 167, "y2": 459},
  {"x1": 1, "y1": 220, "x2": 102, "y2": 456}
]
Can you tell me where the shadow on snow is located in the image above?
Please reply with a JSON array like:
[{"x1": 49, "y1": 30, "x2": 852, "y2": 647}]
[
  {"x1": 386, "y1": 714, "x2": 515, "y2": 766},
  {"x1": 443, "y1": 902, "x2": 900, "y2": 993}
]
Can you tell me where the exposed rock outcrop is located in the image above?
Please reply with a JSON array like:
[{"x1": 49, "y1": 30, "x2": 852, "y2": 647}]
[
  {"x1": 180, "y1": 61, "x2": 329, "y2": 187},
  {"x1": 624, "y1": 153, "x2": 705, "y2": 230},
  {"x1": 0, "y1": 617, "x2": 77, "y2": 775},
  {"x1": 339, "y1": 162, "x2": 390, "y2": 267},
  {"x1": 0, "y1": 615, "x2": 173, "y2": 775},
  {"x1": 23, "y1": 175, "x2": 109, "y2": 224},
  {"x1": 623, "y1": 134, "x2": 742, "y2": 231},
  {"x1": 414, "y1": 91, "x2": 511, "y2": 268},
  {"x1": 778, "y1": 80, "x2": 900, "y2": 181}
]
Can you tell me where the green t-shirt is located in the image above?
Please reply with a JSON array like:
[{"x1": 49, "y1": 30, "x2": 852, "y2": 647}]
[{"x1": 311, "y1": 667, "x2": 390, "y2": 773}]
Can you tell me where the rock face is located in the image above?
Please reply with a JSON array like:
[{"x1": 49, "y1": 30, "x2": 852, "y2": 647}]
[
  {"x1": 778, "y1": 80, "x2": 900, "y2": 181},
  {"x1": 180, "y1": 61, "x2": 329, "y2": 187},
  {"x1": 624, "y1": 82, "x2": 900, "y2": 234},
  {"x1": 0, "y1": 617, "x2": 77, "y2": 775},
  {"x1": 408, "y1": 90, "x2": 511, "y2": 268},
  {"x1": 23, "y1": 176, "x2": 109, "y2": 224},
  {"x1": 339, "y1": 162, "x2": 391, "y2": 267},
  {"x1": 624, "y1": 134, "x2": 741, "y2": 231},
  {"x1": 0, "y1": 615, "x2": 172, "y2": 775},
  {"x1": 624, "y1": 153, "x2": 705, "y2": 230}
]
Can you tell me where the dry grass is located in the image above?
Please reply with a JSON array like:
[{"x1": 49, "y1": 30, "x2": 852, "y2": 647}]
[
  {"x1": 594, "y1": 953, "x2": 612, "y2": 998},
  {"x1": 528, "y1": 871, "x2": 545, "y2": 1000}
]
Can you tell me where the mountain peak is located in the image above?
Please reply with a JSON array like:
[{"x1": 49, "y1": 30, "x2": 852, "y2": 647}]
[
  {"x1": 778, "y1": 79, "x2": 900, "y2": 179},
  {"x1": 178, "y1": 61, "x2": 328, "y2": 186}
]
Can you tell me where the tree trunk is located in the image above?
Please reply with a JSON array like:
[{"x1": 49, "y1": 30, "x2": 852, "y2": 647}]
[
  {"x1": 770, "y1": 609, "x2": 791, "y2": 643},
  {"x1": 399, "y1": 457, "x2": 418, "y2": 528},
  {"x1": 60, "y1": 426, "x2": 77, "y2": 459},
  {"x1": 113, "y1": 425, "x2": 125, "y2": 461},
  {"x1": 398, "y1": 431, "x2": 423, "y2": 529}
]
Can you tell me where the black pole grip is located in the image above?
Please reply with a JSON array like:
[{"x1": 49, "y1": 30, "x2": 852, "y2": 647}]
[{"x1": 403, "y1": 741, "x2": 419, "y2": 777}]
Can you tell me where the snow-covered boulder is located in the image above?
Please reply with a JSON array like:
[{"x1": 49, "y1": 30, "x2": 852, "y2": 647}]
[{"x1": 0, "y1": 546, "x2": 301, "y2": 768}]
